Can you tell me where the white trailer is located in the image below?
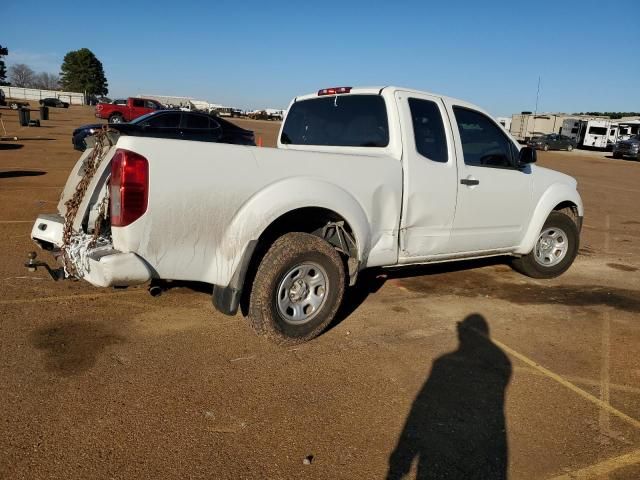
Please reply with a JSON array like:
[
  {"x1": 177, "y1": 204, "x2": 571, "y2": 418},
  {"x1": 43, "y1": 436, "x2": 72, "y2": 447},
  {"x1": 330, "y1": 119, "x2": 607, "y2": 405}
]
[{"x1": 561, "y1": 118, "x2": 615, "y2": 149}]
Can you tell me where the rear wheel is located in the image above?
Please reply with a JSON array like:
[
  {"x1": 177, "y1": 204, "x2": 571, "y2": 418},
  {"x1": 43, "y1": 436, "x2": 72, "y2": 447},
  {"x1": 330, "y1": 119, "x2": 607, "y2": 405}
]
[
  {"x1": 511, "y1": 211, "x2": 579, "y2": 279},
  {"x1": 567, "y1": 144, "x2": 573, "y2": 152},
  {"x1": 9, "y1": 102, "x2": 19, "y2": 110},
  {"x1": 248, "y1": 232, "x2": 345, "y2": 345},
  {"x1": 612, "y1": 152, "x2": 623, "y2": 159},
  {"x1": 543, "y1": 144, "x2": 549, "y2": 151},
  {"x1": 109, "y1": 113, "x2": 124, "y2": 124}
]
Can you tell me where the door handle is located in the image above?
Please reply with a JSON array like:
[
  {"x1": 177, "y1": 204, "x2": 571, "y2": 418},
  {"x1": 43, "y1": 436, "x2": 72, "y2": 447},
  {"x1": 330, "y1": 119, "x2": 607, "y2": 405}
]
[{"x1": 460, "y1": 178, "x2": 479, "y2": 186}]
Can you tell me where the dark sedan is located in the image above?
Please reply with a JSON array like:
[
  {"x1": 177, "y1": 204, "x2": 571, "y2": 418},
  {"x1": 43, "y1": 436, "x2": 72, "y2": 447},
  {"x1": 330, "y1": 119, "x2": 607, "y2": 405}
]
[
  {"x1": 72, "y1": 110, "x2": 255, "y2": 151},
  {"x1": 612, "y1": 135, "x2": 640, "y2": 160},
  {"x1": 39, "y1": 97, "x2": 70, "y2": 108},
  {"x1": 529, "y1": 134, "x2": 576, "y2": 151}
]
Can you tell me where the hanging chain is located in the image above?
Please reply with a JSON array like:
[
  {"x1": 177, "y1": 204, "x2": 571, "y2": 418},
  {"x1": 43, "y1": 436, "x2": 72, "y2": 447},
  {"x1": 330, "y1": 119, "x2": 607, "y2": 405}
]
[{"x1": 61, "y1": 127, "x2": 115, "y2": 276}]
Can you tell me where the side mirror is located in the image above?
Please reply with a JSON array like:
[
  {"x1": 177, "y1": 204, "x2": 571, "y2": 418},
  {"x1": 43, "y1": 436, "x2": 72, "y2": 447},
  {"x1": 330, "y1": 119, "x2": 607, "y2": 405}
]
[{"x1": 519, "y1": 146, "x2": 537, "y2": 166}]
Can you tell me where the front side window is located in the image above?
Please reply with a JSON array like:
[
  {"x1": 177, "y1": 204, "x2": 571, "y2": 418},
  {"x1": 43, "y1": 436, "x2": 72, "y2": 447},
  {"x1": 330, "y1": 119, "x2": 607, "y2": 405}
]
[
  {"x1": 281, "y1": 95, "x2": 389, "y2": 147},
  {"x1": 145, "y1": 100, "x2": 160, "y2": 109},
  {"x1": 408, "y1": 98, "x2": 448, "y2": 163},
  {"x1": 453, "y1": 107, "x2": 516, "y2": 168}
]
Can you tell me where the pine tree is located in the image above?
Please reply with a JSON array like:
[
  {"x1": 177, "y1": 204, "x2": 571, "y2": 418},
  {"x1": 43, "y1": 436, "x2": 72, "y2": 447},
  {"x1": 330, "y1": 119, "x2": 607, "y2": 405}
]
[
  {"x1": 0, "y1": 45, "x2": 9, "y2": 86},
  {"x1": 59, "y1": 48, "x2": 108, "y2": 95}
]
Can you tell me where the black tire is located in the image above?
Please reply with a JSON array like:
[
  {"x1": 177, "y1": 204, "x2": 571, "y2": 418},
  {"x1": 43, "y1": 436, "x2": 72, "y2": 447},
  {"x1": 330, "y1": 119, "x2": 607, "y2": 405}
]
[
  {"x1": 9, "y1": 102, "x2": 19, "y2": 110},
  {"x1": 511, "y1": 211, "x2": 579, "y2": 279},
  {"x1": 248, "y1": 232, "x2": 345, "y2": 345},
  {"x1": 39, "y1": 100, "x2": 44, "y2": 106},
  {"x1": 109, "y1": 113, "x2": 124, "y2": 124},
  {"x1": 543, "y1": 144, "x2": 549, "y2": 151},
  {"x1": 567, "y1": 144, "x2": 573, "y2": 152},
  {"x1": 612, "y1": 152, "x2": 623, "y2": 159}
]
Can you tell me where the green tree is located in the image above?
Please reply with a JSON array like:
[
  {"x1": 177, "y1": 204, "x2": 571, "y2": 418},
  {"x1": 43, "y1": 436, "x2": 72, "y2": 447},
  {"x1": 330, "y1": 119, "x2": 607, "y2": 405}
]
[
  {"x1": 59, "y1": 48, "x2": 108, "y2": 95},
  {"x1": 0, "y1": 44, "x2": 9, "y2": 86}
]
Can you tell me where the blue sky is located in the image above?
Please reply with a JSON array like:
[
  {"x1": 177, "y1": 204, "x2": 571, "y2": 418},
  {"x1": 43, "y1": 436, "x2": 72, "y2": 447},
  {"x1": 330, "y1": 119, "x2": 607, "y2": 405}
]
[{"x1": 3, "y1": 0, "x2": 639, "y2": 115}]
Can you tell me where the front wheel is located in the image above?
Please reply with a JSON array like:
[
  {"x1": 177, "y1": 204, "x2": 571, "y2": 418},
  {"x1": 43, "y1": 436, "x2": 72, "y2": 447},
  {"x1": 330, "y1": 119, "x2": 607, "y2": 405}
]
[
  {"x1": 511, "y1": 211, "x2": 579, "y2": 279},
  {"x1": 9, "y1": 102, "x2": 19, "y2": 110},
  {"x1": 543, "y1": 144, "x2": 549, "y2": 151},
  {"x1": 567, "y1": 144, "x2": 573, "y2": 152},
  {"x1": 248, "y1": 232, "x2": 345, "y2": 345}
]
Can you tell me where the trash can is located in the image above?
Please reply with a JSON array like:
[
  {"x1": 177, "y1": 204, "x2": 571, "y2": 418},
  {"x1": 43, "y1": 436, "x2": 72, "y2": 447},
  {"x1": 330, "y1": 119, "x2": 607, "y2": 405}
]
[
  {"x1": 18, "y1": 107, "x2": 30, "y2": 127},
  {"x1": 40, "y1": 105, "x2": 49, "y2": 121}
]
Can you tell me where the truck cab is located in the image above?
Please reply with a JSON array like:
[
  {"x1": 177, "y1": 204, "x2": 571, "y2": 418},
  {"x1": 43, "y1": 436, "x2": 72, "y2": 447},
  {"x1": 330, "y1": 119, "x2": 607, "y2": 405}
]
[{"x1": 95, "y1": 97, "x2": 164, "y2": 124}]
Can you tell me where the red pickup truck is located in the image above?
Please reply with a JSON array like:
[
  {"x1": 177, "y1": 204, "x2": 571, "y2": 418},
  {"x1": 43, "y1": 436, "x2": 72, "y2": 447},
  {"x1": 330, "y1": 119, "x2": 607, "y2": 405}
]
[{"x1": 95, "y1": 97, "x2": 164, "y2": 123}]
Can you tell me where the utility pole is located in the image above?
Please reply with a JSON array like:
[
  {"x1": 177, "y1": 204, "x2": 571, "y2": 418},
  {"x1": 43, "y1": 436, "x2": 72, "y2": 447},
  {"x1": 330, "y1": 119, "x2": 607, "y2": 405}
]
[{"x1": 532, "y1": 76, "x2": 541, "y2": 139}]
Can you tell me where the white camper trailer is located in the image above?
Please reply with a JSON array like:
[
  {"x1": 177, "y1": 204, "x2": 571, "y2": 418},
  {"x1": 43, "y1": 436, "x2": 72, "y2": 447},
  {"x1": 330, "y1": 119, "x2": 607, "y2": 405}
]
[{"x1": 561, "y1": 118, "x2": 616, "y2": 149}]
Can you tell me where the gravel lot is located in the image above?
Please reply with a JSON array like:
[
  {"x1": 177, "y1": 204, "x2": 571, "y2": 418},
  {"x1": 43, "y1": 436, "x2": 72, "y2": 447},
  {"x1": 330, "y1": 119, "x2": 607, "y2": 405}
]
[{"x1": 1, "y1": 104, "x2": 639, "y2": 479}]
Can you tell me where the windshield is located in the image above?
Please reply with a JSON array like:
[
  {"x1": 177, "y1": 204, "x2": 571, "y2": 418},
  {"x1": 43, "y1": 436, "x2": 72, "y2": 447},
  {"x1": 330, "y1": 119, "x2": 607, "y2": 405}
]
[{"x1": 281, "y1": 94, "x2": 389, "y2": 147}]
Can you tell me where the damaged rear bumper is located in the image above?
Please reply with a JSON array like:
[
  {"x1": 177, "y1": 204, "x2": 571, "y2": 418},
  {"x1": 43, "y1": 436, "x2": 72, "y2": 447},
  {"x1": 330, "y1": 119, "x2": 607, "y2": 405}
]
[{"x1": 30, "y1": 213, "x2": 152, "y2": 287}]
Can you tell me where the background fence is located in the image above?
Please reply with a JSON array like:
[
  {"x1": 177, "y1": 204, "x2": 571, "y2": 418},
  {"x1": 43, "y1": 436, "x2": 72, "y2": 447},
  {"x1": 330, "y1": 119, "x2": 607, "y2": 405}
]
[{"x1": 1, "y1": 86, "x2": 85, "y2": 105}]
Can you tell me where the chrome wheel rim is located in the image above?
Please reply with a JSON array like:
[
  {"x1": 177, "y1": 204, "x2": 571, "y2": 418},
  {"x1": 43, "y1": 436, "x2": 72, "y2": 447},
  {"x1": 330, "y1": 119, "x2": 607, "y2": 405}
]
[
  {"x1": 276, "y1": 262, "x2": 328, "y2": 325},
  {"x1": 534, "y1": 227, "x2": 568, "y2": 267}
]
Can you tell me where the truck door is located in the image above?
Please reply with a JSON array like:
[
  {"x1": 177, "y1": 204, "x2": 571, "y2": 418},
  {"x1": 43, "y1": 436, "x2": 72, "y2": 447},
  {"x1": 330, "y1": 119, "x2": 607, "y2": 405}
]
[
  {"x1": 130, "y1": 98, "x2": 146, "y2": 120},
  {"x1": 448, "y1": 105, "x2": 532, "y2": 252},
  {"x1": 395, "y1": 91, "x2": 459, "y2": 263}
]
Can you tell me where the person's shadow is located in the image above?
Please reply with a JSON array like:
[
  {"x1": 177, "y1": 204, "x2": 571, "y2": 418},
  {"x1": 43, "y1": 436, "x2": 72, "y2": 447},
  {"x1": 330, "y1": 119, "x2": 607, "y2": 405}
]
[{"x1": 387, "y1": 314, "x2": 512, "y2": 480}]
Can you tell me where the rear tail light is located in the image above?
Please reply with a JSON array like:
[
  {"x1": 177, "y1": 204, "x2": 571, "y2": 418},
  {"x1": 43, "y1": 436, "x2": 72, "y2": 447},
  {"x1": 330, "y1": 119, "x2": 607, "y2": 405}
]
[
  {"x1": 110, "y1": 149, "x2": 148, "y2": 227},
  {"x1": 318, "y1": 87, "x2": 352, "y2": 96}
]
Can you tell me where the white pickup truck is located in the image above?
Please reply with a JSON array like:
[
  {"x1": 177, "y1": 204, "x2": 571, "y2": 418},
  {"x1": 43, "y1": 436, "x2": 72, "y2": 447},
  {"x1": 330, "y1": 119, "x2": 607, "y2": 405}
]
[{"x1": 29, "y1": 86, "x2": 583, "y2": 344}]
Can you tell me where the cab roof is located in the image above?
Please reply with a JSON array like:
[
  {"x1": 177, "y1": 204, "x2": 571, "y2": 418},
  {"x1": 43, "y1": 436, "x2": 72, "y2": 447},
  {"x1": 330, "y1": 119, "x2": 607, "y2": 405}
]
[{"x1": 293, "y1": 86, "x2": 468, "y2": 107}]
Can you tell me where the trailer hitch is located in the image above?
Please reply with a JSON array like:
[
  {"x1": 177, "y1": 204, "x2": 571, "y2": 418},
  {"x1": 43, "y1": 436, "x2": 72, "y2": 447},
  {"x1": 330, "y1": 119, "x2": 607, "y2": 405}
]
[{"x1": 24, "y1": 251, "x2": 65, "y2": 281}]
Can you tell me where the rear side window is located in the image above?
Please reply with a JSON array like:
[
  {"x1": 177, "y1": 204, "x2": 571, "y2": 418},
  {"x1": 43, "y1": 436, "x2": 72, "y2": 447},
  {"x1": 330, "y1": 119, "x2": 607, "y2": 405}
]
[
  {"x1": 281, "y1": 95, "x2": 389, "y2": 147},
  {"x1": 184, "y1": 114, "x2": 210, "y2": 129},
  {"x1": 453, "y1": 107, "x2": 516, "y2": 168},
  {"x1": 133, "y1": 99, "x2": 144, "y2": 107},
  {"x1": 409, "y1": 98, "x2": 448, "y2": 163}
]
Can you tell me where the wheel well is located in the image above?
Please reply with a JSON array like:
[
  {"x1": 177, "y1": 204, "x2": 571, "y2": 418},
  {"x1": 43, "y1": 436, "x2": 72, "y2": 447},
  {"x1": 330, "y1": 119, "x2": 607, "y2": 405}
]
[
  {"x1": 239, "y1": 207, "x2": 358, "y2": 315},
  {"x1": 553, "y1": 201, "x2": 579, "y2": 225}
]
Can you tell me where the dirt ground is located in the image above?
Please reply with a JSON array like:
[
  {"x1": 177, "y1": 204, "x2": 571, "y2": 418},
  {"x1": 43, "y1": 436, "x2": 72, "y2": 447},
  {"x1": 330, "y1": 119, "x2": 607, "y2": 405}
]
[{"x1": 0, "y1": 104, "x2": 639, "y2": 480}]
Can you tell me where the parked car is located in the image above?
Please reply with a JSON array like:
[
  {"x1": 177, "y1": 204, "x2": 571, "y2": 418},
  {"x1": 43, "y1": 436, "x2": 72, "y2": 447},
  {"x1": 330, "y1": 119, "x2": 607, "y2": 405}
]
[
  {"x1": 71, "y1": 110, "x2": 255, "y2": 150},
  {"x1": 612, "y1": 135, "x2": 640, "y2": 160},
  {"x1": 529, "y1": 134, "x2": 576, "y2": 151},
  {"x1": 95, "y1": 97, "x2": 164, "y2": 124},
  {"x1": 39, "y1": 98, "x2": 70, "y2": 108},
  {"x1": 30, "y1": 86, "x2": 583, "y2": 345}
]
